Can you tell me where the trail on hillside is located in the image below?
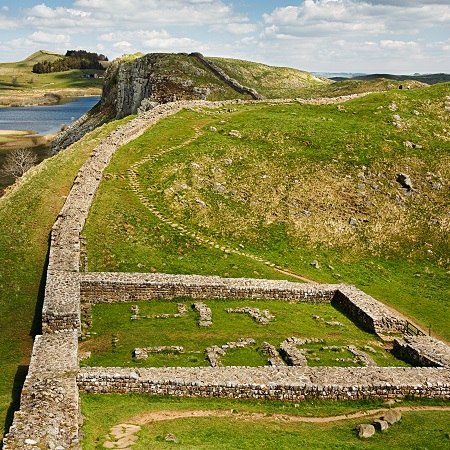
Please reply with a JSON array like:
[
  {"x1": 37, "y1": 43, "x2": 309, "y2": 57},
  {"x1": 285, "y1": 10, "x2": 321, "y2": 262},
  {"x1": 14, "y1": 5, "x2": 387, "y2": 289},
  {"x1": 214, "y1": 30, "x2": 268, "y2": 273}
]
[{"x1": 127, "y1": 127, "x2": 315, "y2": 283}]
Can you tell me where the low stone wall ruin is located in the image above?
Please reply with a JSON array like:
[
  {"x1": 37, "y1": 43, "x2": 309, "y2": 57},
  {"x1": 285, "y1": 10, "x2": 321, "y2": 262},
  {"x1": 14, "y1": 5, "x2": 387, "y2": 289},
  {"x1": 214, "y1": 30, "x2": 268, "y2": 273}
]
[
  {"x1": 78, "y1": 366, "x2": 450, "y2": 401},
  {"x1": 80, "y1": 272, "x2": 337, "y2": 304}
]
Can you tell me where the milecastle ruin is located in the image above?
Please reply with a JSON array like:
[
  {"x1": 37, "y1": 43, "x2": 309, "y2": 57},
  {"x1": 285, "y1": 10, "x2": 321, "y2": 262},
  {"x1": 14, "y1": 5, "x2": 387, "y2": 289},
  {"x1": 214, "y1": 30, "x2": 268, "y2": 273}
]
[{"x1": 4, "y1": 98, "x2": 450, "y2": 449}]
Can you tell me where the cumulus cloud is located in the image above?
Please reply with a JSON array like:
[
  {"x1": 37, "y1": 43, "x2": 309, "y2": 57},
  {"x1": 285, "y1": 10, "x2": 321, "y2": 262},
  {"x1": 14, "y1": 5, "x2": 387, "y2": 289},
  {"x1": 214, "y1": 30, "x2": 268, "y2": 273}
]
[
  {"x1": 72, "y1": 0, "x2": 247, "y2": 26},
  {"x1": 29, "y1": 31, "x2": 70, "y2": 45},
  {"x1": 262, "y1": 0, "x2": 450, "y2": 39},
  {"x1": 0, "y1": 12, "x2": 17, "y2": 30},
  {"x1": 25, "y1": 3, "x2": 100, "y2": 30},
  {"x1": 100, "y1": 30, "x2": 201, "y2": 52}
]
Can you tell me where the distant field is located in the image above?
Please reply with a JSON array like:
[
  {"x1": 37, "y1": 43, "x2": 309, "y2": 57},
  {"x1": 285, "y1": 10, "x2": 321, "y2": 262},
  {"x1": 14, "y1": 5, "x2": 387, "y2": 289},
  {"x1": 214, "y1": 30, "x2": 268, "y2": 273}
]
[
  {"x1": 79, "y1": 299, "x2": 405, "y2": 368},
  {"x1": 84, "y1": 83, "x2": 450, "y2": 341},
  {"x1": 0, "y1": 51, "x2": 103, "y2": 107}
]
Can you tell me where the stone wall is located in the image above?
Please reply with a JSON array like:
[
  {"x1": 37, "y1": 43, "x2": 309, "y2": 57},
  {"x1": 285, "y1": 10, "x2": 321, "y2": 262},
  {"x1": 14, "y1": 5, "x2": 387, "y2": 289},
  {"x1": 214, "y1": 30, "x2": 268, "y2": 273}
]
[
  {"x1": 190, "y1": 53, "x2": 264, "y2": 100},
  {"x1": 78, "y1": 366, "x2": 450, "y2": 401},
  {"x1": 3, "y1": 332, "x2": 80, "y2": 450},
  {"x1": 80, "y1": 272, "x2": 337, "y2": 303},
  {"x1": 393, "y1": 336, "x2": 450, "y2": 368},
  {"x1": 332, "y1": 286, "x2": 406, "y2": 335}
]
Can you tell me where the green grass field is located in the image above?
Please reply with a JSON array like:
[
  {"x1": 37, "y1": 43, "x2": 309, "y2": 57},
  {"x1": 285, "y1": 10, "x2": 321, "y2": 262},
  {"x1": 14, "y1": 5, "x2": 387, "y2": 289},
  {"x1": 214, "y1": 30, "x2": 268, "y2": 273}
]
[
  {"x1": 0, "y1": 51, "x2": 103, "y2": 92},
  {"x1": 80, "y1": 299, "x2": 405, "y2": 368},
  {"x1": 80, "y1": 395, "x2": 450, "y2": 450},
  {"x1": 84, "y1": 83, "x2": 450, "y2": 341}
]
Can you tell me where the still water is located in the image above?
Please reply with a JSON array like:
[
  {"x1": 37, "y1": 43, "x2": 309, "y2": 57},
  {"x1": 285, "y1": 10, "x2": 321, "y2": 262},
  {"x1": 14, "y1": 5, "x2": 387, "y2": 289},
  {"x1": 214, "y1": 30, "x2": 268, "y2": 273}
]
[{"x1": 0, "y1": 96, "x2": 100, "y2": 135}]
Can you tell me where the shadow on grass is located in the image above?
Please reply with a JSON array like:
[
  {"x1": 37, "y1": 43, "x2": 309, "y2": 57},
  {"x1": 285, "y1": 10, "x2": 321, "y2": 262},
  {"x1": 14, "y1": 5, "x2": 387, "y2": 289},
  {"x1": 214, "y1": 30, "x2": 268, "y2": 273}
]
[{"x1": 2, "y1": 240, "x2": 49, "y2": 442}]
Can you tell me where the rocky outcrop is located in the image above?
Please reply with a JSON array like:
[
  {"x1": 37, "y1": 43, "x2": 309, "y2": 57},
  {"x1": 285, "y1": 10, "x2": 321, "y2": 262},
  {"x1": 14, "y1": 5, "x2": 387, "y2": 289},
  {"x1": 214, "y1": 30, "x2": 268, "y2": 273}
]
[{"x1": 101, "y1": 53, "x2": 243, "y2": 118}]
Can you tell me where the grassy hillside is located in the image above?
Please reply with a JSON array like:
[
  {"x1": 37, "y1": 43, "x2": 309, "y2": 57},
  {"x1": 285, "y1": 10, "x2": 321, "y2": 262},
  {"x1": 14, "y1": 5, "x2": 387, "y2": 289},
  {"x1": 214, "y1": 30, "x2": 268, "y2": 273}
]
[
  {"x1": 84, "y1": 83, "x2": 450, "y2": 340},
  {"x1": 209, "y1": 56, "x2": 328, "y2": 98},
  {"x1": 0, "y1": 116, "x2": 132, "y2": 440},
  {"x1": 0, "y1": 50, "x2": 103, "y2": 105}
]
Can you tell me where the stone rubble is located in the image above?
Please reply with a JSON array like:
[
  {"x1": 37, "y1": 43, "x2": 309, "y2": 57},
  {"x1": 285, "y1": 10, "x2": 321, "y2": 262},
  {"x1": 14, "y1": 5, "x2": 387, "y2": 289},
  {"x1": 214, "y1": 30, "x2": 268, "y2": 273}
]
[
  {"x1": 192, "y1": 302, "x2": 212, "y2": 327},
  {"x1": 133, "y1": 346, "x2": 184, "y2": 360},
  {"x1": 225, "y1": 307, "x2": 275, "y2": 324}
]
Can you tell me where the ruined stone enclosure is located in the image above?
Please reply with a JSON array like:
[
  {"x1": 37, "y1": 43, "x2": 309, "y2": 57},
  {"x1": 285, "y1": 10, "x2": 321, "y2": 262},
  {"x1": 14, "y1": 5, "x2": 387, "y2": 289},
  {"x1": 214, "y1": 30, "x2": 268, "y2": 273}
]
[{"x1": 4, "y1": 99, "x2": 450, "y2": 450}]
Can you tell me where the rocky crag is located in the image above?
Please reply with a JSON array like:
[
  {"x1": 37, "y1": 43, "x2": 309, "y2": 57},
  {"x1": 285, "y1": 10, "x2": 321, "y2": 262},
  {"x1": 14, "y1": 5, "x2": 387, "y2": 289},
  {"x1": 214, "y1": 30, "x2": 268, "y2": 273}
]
[{"x1": 52, "y1": 52, "x2": 324, "y2": 152}]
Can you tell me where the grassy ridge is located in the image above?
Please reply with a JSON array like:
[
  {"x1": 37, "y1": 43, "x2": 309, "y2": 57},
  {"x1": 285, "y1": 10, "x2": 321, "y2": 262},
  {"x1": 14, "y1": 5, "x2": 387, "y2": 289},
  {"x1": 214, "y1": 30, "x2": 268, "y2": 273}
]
[
  {"x1": 0, "y1": 116, "x2": 132, "y2": 438},
  {"x1": 84, "y1": 83, "x2": 450, "y2": 340},
  {"x1": 209, "y1": 56, "x2": 328, "y2": 98}
]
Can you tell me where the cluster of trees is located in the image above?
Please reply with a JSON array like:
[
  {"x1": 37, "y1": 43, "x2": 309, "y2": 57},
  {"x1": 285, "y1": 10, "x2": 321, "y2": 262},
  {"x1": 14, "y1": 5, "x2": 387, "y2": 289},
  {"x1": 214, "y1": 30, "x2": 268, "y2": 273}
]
[{"x1": 32, "y1": 50, "x2": 108, "y2": 74}]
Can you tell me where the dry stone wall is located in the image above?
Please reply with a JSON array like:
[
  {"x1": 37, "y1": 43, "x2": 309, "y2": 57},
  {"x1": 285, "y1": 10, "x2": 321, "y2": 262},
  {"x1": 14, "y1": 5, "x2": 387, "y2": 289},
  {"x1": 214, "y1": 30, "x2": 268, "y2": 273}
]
[
  {"x1": 78, "y1": 366, "x2": 450, "y2": 401},
  {"x1": 80, "y1": 272, "x2": 337, "y2": 304}
]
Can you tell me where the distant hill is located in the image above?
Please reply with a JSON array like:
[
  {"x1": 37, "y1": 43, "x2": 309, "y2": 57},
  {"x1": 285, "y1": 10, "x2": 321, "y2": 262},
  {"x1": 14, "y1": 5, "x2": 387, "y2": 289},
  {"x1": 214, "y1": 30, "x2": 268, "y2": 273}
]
[
  {"x1": 331, "y1": 73, "x2": 450, "y2": 85},
  {"x1": 0, "y1": 50, "x2": 104, "y2": 105}
]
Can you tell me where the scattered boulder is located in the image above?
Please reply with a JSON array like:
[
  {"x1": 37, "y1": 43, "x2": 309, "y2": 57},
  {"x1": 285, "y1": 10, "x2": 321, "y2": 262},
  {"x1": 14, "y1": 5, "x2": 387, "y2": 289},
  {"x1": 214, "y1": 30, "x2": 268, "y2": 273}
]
[
  {"x1": 373, "y1": 419, "x2": 389, "y2": 432},
  {"x1": 310, "y1": 260, "x2": 320, "y2": 269},
  {"x1": 165, "y1": 433, "x2": 178, "y2": 443},
  {"x1": 396, "y1": 173, "x2": 413, "y2": 192},
  {"x1": 349, "y1": 217, "x2": 358, "y2": 227},
  {"x1": 209, "y1": 126, "x2": 217, "y2": 132},
  {"x1": 228, "y1": 129, "x2": 242, "y2": 138},
  {"x1": 356, "y1": 423, "x2": 376, "y2": 438},
  {"x1": 403, "y1": 140, "x2": 423, "y2": 149},
  {"x1": 383, "y1": 409, "x2": 402, "y2": 425}
]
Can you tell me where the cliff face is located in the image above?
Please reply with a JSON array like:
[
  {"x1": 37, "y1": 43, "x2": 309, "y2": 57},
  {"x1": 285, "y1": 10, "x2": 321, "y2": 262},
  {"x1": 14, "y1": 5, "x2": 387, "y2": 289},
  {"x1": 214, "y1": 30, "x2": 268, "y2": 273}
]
[{"x1": 100, "y1": 53, "x2": 249, "y2": 118}]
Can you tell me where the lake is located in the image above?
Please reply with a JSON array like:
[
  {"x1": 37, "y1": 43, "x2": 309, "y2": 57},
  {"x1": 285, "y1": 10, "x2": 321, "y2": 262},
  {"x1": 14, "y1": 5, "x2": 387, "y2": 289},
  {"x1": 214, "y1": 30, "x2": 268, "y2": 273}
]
[{"x1": 0, "y1": 96, "x2": 100, "y2": 135}]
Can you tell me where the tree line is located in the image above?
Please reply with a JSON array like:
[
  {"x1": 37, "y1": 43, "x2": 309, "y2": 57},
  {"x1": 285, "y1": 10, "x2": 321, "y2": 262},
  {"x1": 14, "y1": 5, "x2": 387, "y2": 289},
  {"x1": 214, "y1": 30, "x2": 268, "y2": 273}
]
[{"x1": 32, "y1": 50, "x2": 108, "y2": 74}]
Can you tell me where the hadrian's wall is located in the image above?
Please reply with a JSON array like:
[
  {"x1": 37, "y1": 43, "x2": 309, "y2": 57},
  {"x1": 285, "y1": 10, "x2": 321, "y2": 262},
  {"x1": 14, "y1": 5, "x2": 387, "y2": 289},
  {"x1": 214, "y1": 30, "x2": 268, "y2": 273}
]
[{"x1": 4, "y1": 96, "x2": 450, "y2": 449}]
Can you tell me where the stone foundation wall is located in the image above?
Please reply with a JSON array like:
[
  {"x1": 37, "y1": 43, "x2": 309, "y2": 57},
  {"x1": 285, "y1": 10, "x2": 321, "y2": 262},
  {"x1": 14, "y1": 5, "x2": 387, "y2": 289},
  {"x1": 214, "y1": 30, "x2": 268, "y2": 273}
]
[
  {"x1": 78, "y1": 366, "x2": 450, "y2": 401},
  {"x1": 393, "y1": 336, "x2": 450, "y2": 368},
  {"x1": 80, "y1": 272, "x2": 338, "y2": 303}
]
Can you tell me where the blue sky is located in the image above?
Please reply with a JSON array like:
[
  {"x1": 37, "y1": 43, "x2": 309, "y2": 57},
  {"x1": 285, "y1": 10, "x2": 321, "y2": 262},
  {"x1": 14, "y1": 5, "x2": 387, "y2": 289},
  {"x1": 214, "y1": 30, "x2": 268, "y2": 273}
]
[{"x1": 1, "y1": 1, "x2": 449, "y2": 73}]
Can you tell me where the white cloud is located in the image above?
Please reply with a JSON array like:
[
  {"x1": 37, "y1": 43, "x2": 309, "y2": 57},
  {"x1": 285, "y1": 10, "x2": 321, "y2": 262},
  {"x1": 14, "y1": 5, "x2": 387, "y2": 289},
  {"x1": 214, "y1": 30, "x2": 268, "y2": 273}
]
[
  {"x1": 29, "y1": 31, "x2": 70, "y2": 45},
  {"x1": 379, "y1": 40, "x2": 418, "y2": 51},
  {"x1": 100, "y1": 30, "x2": 201, "y2": 52},
  {"x1": 72, "y1": 0, "x2": 247, "y2": 26},
  {"x1": 262, "y1": 0, "x2": 450, "y2": 39},
  {"x1": 0, "y1": 12, "x2": 17, "y2": 29}
]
